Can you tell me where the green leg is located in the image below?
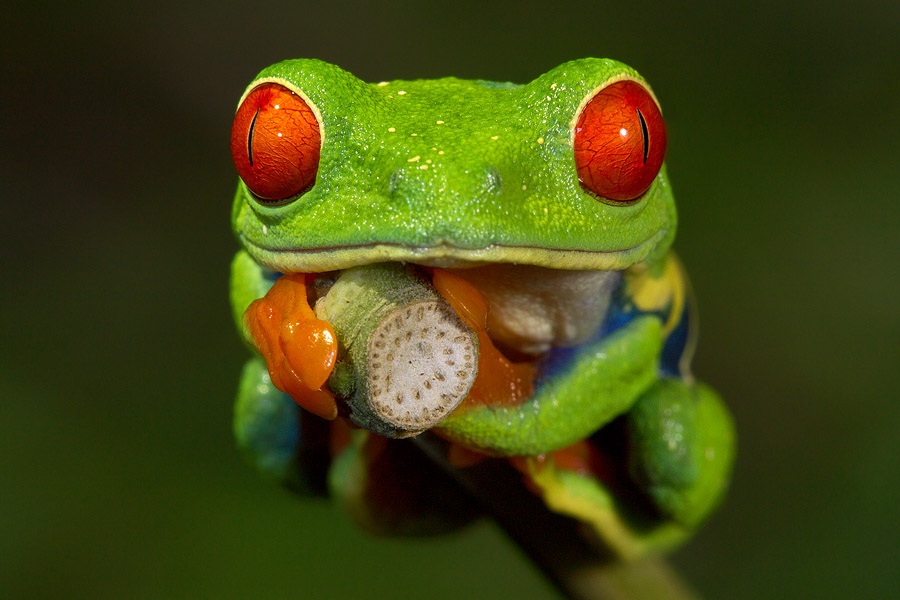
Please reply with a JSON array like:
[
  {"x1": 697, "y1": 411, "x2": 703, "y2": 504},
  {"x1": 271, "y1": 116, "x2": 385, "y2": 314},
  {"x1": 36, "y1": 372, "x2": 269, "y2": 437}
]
[
  {"x1": 627, "y1": 378, "x2": 736, "y2": 528},
  {"x1": 234, "y1": 357, "x2": 330, "y2": 495}
]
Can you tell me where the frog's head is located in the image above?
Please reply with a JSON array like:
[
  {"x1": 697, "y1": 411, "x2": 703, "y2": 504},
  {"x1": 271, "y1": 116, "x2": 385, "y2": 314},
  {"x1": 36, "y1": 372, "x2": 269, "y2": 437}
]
[{"x1": 231, "y1": 58, "x2": 676, "y2": 273}]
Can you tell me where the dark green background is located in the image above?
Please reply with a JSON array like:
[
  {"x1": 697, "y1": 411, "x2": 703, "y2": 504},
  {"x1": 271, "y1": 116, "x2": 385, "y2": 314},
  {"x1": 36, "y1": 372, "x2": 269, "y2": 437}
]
[{"x1": 3, "y1": 1, "x2": 898, "y2": 598}]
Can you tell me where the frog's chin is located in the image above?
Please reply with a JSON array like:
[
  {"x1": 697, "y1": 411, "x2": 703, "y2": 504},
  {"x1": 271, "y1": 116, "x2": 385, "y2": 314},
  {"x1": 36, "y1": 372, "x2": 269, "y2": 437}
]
[{"x1": 241, "y1": 229, "x2": 667, "y2": 273}]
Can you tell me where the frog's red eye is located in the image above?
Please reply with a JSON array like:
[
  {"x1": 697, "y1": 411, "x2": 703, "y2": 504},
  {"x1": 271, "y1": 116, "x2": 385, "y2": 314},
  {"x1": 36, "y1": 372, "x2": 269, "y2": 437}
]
[
  {"x1": 573, "y1": 80, "x2": 666, "y2": 203},
  {"x1": 231, "y1": 82, "x2": 321, "y2": 202}
]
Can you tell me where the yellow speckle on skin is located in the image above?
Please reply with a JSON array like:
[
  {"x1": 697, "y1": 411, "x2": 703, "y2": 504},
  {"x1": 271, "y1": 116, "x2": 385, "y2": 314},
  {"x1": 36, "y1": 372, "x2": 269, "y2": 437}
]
[
  {"x1": 425, "y1": 159, "x2": 432, "y2": 164},
  {"x1": 398, "y1": 90, "x2": 407, "y2": 95},
  {"x1": 537, "y1": 137, "x2": 544, "y2": 144},
  {"x1": 522, "y1": 185, "x2": 527, "y2": 191},
  {"x1": 419, "y1": 164, "x2": 429, "y2": 170},
  {"x1": 543, "y1": 207, "x2": 548, "y2": 214},
  {"x1": 408, "y1": 155, "x2": 421, "y2": 162},
  {"x1": 377, "y1": 81, "x2": 390, "y2": 87},
  {"x1": 411, "y1": 133, "x2": 418, "y2": 137},
  {"x1": 438, "y1": 150, "x2": 445, "y2": 155},
  {"x1": 436, "y1": 120, "x2": 445, "y2": 124},
  {"x1": 388, "y1": 127, "x2": 396, "y2": 132},
  {"x1": 550, "y1": 83, "x2": 557, "y2": 89},
  {"x1": 491, "y1": 135, "x2": 499, "y2": 140},
  {"x1": 387, "y1": 95, "x2": 393, "y2": 99}
]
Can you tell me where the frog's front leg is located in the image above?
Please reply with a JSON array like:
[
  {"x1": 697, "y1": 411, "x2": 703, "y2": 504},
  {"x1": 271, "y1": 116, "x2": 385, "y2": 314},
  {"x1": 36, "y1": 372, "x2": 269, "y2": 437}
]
[
  {"x1": 231, "y1": 250, "x2": 339, "y2": 421},
  {"x1": 231, "y1": 250, "x2": 333, "y2": 492},
  {"x1": 437, "y1": 315, "x2": 664, "y2": 456}
]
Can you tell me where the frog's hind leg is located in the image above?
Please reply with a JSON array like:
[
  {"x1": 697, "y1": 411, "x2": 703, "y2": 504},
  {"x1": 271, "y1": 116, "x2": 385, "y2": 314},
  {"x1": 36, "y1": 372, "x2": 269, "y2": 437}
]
[
  {"x1": 515, "y1": 379, "x2": 734, "y2": 558},
  {"x1": 625, "y1": 378, "x2": 735, "y2": 528},
  {"x1": 234, "y1": 357, "x2": 331, "y2": 495}
]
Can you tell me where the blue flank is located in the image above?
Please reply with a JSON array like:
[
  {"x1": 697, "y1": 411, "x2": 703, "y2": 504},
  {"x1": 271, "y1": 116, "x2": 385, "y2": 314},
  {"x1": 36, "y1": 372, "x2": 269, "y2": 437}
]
[{"x1": 534, "y1": 278, "x2": 691, "y2": 388}]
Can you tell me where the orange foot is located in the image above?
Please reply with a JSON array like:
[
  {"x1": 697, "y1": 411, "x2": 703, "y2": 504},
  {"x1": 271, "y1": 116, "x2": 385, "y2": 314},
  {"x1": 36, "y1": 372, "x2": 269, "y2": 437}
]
[{"x1": 243, "y1": 273, "x2": 338, "y2": 420}]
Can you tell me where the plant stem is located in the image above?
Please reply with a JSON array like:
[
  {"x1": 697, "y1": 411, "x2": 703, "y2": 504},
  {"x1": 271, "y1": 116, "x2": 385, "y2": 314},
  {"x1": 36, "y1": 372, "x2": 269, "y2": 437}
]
[{"x1": 316, "y1": 263, "x2": 478, "y2": 438}]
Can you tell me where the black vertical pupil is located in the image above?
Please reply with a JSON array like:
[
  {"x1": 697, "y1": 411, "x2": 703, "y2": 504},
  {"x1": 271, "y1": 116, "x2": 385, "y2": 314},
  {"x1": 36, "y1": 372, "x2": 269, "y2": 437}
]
[
  {"x1": 637, "y1": 108, "x2": 649, "y2": 165},
  {"x1": 247, "y1": 107, "x2": 260, "y2": 167}
]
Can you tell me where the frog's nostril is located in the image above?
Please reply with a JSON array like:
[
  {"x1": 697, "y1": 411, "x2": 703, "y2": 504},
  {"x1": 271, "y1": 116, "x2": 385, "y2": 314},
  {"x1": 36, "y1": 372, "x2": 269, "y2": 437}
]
[
  {"x1": 484, "y1": 167, "x2": 502, "y2": 193},
  {"x1": 387, "y1": 170, "x2": 403, "y2": 195}
]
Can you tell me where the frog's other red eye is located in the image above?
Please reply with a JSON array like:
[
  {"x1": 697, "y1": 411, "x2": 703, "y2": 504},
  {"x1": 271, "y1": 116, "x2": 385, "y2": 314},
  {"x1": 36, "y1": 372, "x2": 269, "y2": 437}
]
[
  {"x1": 231, "y1": 82, "x2": 321, "y2": 202},
  {"x1": 573, "y1": 80, "x2": 666, "y2": 203}
]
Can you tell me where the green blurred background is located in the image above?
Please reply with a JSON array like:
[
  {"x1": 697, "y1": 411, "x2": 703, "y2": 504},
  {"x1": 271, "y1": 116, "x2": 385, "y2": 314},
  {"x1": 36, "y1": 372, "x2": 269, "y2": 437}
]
[{"x1": 2, "y1": 1, "x2": 898, "y2": 598}]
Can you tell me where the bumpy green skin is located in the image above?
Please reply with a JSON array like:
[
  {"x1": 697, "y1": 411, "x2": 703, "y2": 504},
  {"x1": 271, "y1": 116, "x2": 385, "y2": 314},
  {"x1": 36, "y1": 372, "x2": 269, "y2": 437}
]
[{"x1": 230, "y1": 58, "x2": 734, "y2": 554}]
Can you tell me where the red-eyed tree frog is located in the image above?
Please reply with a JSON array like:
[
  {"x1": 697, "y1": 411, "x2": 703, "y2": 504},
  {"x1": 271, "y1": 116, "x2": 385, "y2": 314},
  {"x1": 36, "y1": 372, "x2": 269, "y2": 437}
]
[{"x1": 229, "y1": 58, "x2": 735, "y2": 559}]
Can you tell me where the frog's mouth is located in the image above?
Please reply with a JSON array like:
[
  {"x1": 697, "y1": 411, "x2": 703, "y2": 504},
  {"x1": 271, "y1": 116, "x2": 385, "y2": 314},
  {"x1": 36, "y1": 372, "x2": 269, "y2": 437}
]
[
  {"x1": 243, "y1": 229, "x2": 665, "y2": 357},
  {"x1": 246, "y1": 239, "x2": 639, "y2": 358},
  {"x1": 240, "y1": 227, "x2": 668, "y2": 273}
]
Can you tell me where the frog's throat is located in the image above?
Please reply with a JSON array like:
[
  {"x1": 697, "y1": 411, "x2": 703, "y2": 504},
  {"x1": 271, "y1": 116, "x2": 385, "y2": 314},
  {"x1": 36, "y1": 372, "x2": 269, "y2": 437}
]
[{"x1": 240, "y1": 229, "x2": 668, "y2": 272}]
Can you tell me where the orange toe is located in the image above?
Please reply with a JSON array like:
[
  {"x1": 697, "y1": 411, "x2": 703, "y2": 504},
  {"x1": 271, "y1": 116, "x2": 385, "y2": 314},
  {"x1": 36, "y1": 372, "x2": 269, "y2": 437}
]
[
  {"x1": 280, "y1": 319, "x2": 337, "y2": 390},
  {"x1": 243, "y1": 273, "x2": 338, "y2": 419}
]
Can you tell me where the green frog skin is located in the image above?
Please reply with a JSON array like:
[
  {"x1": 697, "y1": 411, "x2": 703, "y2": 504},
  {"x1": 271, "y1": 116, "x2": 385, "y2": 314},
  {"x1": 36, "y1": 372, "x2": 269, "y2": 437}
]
[{"x1": 229, "y1": 58, "x2": 735, "y2": 558}]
